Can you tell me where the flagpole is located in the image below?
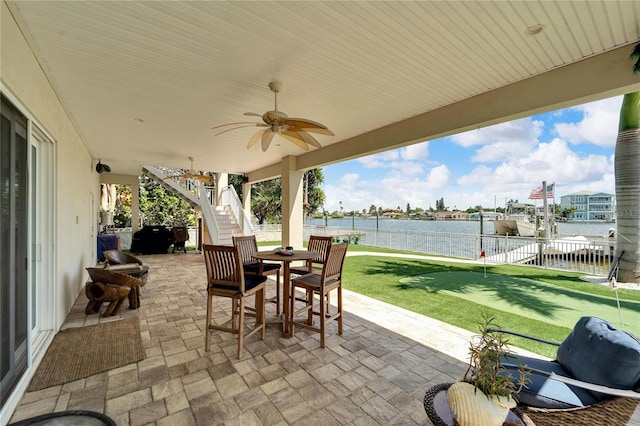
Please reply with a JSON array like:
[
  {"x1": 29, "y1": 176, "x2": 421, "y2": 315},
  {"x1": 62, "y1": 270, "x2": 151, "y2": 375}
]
[
  {"x1": 552, "y1": 181, "x2": 556, "y2": 238},
  {"x1": 542, "y1": 180, "x2": 549, "y2": 238}
]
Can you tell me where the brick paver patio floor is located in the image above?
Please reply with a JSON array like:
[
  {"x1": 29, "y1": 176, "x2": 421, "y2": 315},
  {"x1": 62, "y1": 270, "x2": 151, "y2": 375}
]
[{"x1": 8, "y1": 252, "x2": 640, "y2": 425}]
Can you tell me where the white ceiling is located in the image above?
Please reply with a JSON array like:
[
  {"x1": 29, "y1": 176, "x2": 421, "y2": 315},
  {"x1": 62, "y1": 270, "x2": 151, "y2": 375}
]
[{"x1": 6, "y1": 1, "x2": 640, "y2": 177}]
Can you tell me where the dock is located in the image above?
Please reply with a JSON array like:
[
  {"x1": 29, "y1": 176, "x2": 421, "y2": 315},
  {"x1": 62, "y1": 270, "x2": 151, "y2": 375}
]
[{"x1": 484, "y1": 235, "x2": 605, "y2": 264}]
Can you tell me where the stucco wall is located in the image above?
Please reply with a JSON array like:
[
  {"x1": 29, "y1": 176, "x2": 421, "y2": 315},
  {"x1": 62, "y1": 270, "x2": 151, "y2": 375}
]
[{"x1": 1, "y1": 1, "x2": 98, "y2": 327}]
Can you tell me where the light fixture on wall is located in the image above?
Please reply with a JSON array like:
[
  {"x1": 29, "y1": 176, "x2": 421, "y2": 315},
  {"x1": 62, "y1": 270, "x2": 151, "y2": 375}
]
[{"x1": 95, "y1": 160, "x2": 111, "y2": 174}]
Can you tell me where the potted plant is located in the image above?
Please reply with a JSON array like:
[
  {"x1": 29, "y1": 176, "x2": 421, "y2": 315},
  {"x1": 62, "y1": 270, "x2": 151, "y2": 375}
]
[
  {"x1": 446, "y1": 313, "x2": 529, "y2": 426},
  {"x1": 100, "y1": 207, "x2": 114, "y2": 226}
]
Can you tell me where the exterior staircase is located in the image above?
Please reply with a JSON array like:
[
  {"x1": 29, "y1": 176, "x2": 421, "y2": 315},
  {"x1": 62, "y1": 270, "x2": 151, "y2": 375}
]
[{"x1": 141, "y1": 165, "x2": 252, "y2": 245}]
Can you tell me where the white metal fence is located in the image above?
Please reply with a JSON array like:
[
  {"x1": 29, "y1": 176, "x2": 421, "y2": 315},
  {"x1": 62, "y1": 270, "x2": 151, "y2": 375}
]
[{"x1": 293, "y1": 225, "x2": 614, "y2": 276}]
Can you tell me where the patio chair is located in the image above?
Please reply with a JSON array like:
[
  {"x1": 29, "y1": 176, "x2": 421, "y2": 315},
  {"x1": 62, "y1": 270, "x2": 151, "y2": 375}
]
[
  {"x1": 491, "y1": 316, "x2": 640, "y2": 425},
  {"x1": 290, "y1": 235, "x2": 333, "y2": 311},
  {"x1": 232, "y1": 235, "x2": 282, "y2": 314},
  {"x1": 290, "y1": 242, "x2": 348, "y2": 348},
  {"x1": 103, "y1": 249, "x2": 143, "y2": 266},
  {"x1": 203, "y1": 244, "x2": 266, "y2": 359},
  {"x1": 171, "y1": 226, "x2": 189, "y2": 253},
  {"x1": 103, "y1": 249, "x2": 149, "y2": 307},
  {"x1": 289, "y1": 235, "x2": 333, "y2": 276}
]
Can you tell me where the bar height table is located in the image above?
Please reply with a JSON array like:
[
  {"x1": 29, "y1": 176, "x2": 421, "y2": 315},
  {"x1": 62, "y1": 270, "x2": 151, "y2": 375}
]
[{"x1": 253, "y1": 249, "x2": 318, "y2": 336}]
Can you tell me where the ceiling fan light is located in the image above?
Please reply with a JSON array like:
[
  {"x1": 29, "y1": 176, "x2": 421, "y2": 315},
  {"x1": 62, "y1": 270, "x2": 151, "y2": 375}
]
[
  {"x1": 525, "y1": 24, "x2": 544, "y2": 36},
  {"x1": 269, "y1": 81, "x2": 283, "y2": 93}
]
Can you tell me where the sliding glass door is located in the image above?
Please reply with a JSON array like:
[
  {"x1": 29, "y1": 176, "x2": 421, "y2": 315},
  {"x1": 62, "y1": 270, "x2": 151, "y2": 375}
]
[{"x1": 1, "y1": 95, "x2": 29, "y2": 406}]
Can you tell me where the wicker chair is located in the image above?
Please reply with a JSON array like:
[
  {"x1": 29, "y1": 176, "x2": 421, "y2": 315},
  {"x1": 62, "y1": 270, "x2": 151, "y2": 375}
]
[
  {"x1": 232, "y1": 235, "x2": 282, "y2": 314},
  {"x1": 202, "y1": 244, "x2": 266, "y2": 359},
  {"x1": 490, "y1": 317, "x2": 640, "y2": 425},
  {"x1": 290, "y1": 242, "x2": 348, "y2": 348}
]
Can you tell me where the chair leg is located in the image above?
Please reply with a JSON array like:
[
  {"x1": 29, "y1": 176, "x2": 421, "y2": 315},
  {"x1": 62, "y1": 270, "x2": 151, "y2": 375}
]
[
  {"x1": 306, "y1": 289, "x2": 313, "y2": 325},
  {"x1": 319, "y1": 290, "x2": 326, "y2": 348},
  {"x1": 237, "y1": 298, "x2": 245, "y2": 359},
  {"x1": 275, "y1": 271, "x2": 281, "y2": 315},
  {"x1": 205, "y1": 291, "x2": 212, "y2": 352},
  {"x1": 256, "y1": 289, "x2": 265, "y2": 340},
  {"x1": 289, "y1": 284, "x2": 296, "y2": 338},
  {"x1": 337, "y1": 286, "x2": 343, "y2": 335}
]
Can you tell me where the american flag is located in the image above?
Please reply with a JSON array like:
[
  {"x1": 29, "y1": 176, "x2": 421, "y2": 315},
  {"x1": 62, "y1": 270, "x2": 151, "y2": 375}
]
[{"x1": 529, "y1": 184, "x2": 554, "y2": 199}]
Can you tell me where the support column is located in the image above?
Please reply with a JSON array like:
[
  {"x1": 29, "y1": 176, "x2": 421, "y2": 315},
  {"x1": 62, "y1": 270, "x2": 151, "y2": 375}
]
[
  {"x1": 281, "y1": 156, "x2": 304, "y2": 249},
  {"x1": 131, "y1": 182, "x2": 140, "y2": 233},
  {"x1": 242, "y1": 181, "x2": 252, "y2": 233}
]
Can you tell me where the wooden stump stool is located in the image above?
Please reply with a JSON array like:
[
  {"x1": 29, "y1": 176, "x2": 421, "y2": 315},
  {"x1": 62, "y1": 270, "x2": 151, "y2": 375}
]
[
  {"x1": 85, "y1": 281, "x2": 130, "y2": 317},
  {"x1": 86, "y1": 267, "x2": 145, "y2": 316}
]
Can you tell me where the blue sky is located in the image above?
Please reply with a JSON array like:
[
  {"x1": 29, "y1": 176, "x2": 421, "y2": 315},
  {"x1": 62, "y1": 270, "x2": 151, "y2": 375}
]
[{"x1": 320, "y1": 95, "x2": 622, "y2": 213}]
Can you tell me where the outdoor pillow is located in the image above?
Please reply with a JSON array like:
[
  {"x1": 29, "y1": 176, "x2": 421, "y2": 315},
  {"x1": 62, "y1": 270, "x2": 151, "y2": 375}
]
[
  {"x1": 556, "y1": 316, "x2": 640, "y2": 390},
  {"x1": 501, "y1": 355, "x2": 600, "y2": 409}
]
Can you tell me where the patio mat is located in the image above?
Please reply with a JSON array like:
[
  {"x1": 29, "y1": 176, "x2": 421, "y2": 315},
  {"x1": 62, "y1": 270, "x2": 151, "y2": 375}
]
[{"x1": 28, "y1": 317, "x2": 144, "y2": 391}]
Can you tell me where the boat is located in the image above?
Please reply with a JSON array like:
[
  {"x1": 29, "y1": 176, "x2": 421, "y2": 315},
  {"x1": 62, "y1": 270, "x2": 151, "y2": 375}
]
[{"x1": 492, "y1": 202, "x2": 536, "y2": 237}]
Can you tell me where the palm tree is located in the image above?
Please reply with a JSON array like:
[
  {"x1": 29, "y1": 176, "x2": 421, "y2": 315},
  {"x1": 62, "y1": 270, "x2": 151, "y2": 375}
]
[{"x1": 613, "y1": 43, "x2": 640, "y2": 283}]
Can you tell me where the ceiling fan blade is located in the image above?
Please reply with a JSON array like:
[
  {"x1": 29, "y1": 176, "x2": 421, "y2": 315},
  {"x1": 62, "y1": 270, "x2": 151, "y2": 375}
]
[
  {"x1": 281, "y1": 130, "x2": 310, "y2": 151},
  {"x1": 284, "y1": 118, "x2": 328, "y2": 130},
  {"x1": 214, "y1": 123, "x2": 266, "y2": 136},
  {"x1": 211, "y1": 121, "x2": 260, "y2": 130},
  {"x1": 261, "y1": 130, "x2": 275, "y2": 152},
  {"x1": 195, "y1": 175, "x2": 215, "y2": 185},
  {"x1": 243, "y1": 112, "x2": 262, "y2": 117},
  {"x1": 290, "y1": 126, "x2": 334, "y2": 136},
  {"x1": 297, "y1": 130, "x2": 322, "y2": 148},
  {"x1": 164, "y1": 174, "x2": 182, "y2": 180},
  {"x1": 247, "y1": 129, "x2": 267, "y2": 149}
]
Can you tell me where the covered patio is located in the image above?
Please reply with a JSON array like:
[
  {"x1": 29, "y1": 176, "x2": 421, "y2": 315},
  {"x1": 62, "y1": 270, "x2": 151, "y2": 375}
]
[
  {"x1": 8, "y1": 253, "x2": 474, "y2": 425},
  {"x1": 2, "y1": 1, "x2": 639, "y2": 423}
]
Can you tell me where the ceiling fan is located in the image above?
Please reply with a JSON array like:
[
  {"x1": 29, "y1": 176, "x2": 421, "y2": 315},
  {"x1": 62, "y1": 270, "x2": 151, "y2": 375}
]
[
  {"x1": 164, "y1": 157, "x2": 215, "y2": 186},
  {"x1": 211, "y1": 81, "x2": 334, "y2": 152}
]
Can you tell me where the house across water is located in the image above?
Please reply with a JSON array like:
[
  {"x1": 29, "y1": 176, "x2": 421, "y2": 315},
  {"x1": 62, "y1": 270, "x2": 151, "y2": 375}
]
[{"x1": 560, "y1": 192, "x2": 615, "y2": 221}]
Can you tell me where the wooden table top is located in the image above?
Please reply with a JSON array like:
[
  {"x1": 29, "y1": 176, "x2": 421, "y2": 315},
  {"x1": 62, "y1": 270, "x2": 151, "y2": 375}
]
[{"x1": 253, "y1": 250, "x2": 318, "y2": 262}]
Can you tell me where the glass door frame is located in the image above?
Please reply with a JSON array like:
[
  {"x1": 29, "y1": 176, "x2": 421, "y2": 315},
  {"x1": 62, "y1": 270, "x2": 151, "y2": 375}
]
[{"x1": 0, "y1": 91, "x2": 56, "y2": 415}]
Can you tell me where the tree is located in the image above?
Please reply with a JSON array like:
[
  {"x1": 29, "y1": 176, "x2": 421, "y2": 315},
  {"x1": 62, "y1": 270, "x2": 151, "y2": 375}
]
[
  {"x1": 252, "y1": 178, "x2": 282, "y2": 225},
  {"x1": 230, "y1": 169, "x2": 326, "y2": 224},
  {"x1": 138, "y1": 177, "x2": 195, "y2": 227},
  {"x1": 436, "y1": 198, "x2": 446, "y2": 211},
  {"x1": 614, "y1": 44, "x2": 640, "y2": 282},
  {"x1": 406, "y1": 203, "x2": 411, "y2": 214},
  {"x1": 113, "y1": 184, "x2": 132, "y2": 228},
  {"x1": 561, "y1": 207, "x2": 577, "y2": 219},
  {"x1": 369, "y1": 204, "x2": 377, "y2": 215},
  {"x1": 304, "y1": 169, "x2": 326, "y2": 215}
]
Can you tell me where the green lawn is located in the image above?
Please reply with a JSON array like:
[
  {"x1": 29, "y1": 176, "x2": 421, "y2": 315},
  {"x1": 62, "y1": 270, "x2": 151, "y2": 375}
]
[{"x1": 342, "y1": 246, "x2": 640, "y2": 358}]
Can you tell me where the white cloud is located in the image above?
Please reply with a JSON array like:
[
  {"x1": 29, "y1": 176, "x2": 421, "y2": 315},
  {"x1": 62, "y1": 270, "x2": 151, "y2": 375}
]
[
  {"x1": 452, "y1": 118, "x2": 543, "y2": 149},
  {"x1": 554, "y1": 96, "x2": 622, "y2": 147},
  {"x1": 456, "y1": 138, "x2": 614, "y2": 204},
  {"x1": 340, "y1": 173, "x2": 359, "y2": 189},
  {"x1": 357, "y1": 150, "x2": 399, "y2": 168},
  {"x1": 400, "y1": 141, "x2": 429, "y2": 160},
  {"x1": 321, "y1": 96, "x2": 620, "y2": 212},
  {"x1": 425, "y1": 164, "x2": 451, "y2": 188},
  {"x1": 389, "y1": 161, "x2": 424, "y2": 176}
]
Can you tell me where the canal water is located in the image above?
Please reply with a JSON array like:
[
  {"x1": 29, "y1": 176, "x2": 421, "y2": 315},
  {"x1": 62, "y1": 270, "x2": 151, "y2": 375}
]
[{"x1": 308, "y1": 217, "x2": 615, "y2": 239}]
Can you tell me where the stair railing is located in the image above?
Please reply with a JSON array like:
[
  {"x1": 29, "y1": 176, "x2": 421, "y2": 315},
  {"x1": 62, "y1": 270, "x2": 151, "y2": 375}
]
[
  {"x1": 220, "y1": 185, "x2": 254, "y2": 235},
  {"x1": 197, "y1": 181, "x2": 219, "y2": 244}
]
